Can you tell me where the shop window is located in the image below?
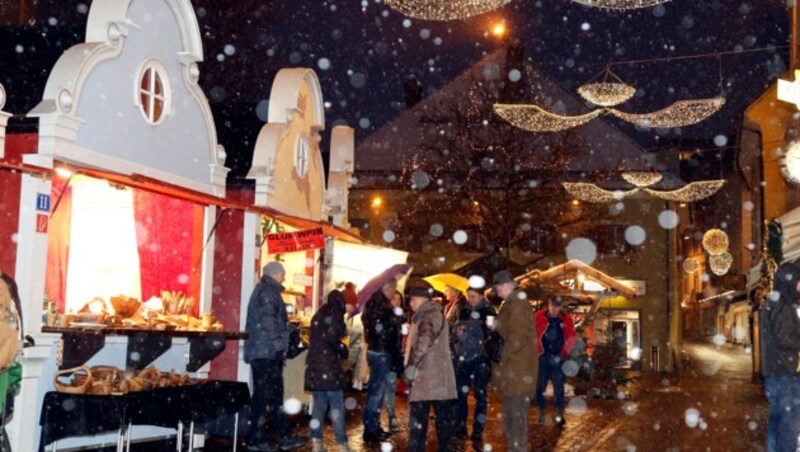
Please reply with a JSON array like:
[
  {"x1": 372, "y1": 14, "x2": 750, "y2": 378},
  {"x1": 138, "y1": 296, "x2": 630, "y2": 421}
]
[
  {"x1": 136, "y1": 60, "x2": 171, "y2": 125},
  {"x1": 594, "y1": 309, "x2": 642, "y2": 370},
  {"x1": 295, "y1": 134, "x2": 310, "y2": 178}
]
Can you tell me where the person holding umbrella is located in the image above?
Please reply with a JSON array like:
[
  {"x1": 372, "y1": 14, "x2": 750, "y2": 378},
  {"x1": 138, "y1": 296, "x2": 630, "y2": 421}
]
[
  {"x1": 423, "y1": 273, "x2": 470, "y2": 325},
  {"x1": 361, "y1": 279, "x2": 403, "y2": 443}
]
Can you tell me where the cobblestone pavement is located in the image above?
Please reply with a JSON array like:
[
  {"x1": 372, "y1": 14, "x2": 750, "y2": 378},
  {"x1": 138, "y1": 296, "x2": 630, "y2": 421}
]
[{"x1": 210, "y1": 340, "x2": 768, "y2": 451}]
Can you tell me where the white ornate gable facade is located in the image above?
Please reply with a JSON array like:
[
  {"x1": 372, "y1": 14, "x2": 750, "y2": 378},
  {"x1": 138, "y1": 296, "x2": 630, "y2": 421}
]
[
  {"x1": 249, "y1": 68, "x2": 332, "y2": 221},
  {"x1": 29, "y1": 0, "x2": 228, "y2": 195}
]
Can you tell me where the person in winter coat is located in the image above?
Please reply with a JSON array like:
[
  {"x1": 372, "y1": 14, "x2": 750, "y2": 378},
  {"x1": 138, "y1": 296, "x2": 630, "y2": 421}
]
[
  {"x1": 444, "y1": 285, "x2": 467, "y2": 325},
  {"x1": 452, "y1": 286, "x2": 496, "y2": 445},
  {"x1": 535, "y1": 296, "x2": 577, "y2": 427},
  {"x1": 760, "y1": 262, "x2": 800, "y2": 452},
  {"x1": 384, "y1": 290, "x2": 408, "y2": 432},
  {"x1": 361, "y1": 280, "x2": 403, "y2": 443},
  {"x1": 305, "y1": 290, "x2": 352, "y2": 452},
  {"x1": 404, "y1": 286, "x2": 457, "y2": 452},
  {"x1": 342, "y1": 282, "x2": 358, "y2": 316},
  {"x1": 243, "y1": 262, "x2": 306, "y2": 452},
  {"x1": 490, "y1": 270, "x2": 538, "y2": 452}
]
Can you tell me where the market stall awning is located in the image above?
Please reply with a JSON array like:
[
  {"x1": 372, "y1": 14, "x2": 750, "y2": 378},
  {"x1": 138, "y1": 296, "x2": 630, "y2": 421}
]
[
  {"x1": 516, "y1": 259, "x2": 637, "y2": 299},
  {"x1": 0, "y1": 159, "x2": 363, "y2": 244}
]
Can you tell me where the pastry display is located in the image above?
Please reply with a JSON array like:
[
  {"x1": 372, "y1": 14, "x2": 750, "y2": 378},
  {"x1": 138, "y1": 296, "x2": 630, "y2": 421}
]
[
  {"x1": 64, "y1": 291, "x2": 224, "y2": 332},
  {"x1": 54, "y1": 364, "x2": 200, "y2": 395}
]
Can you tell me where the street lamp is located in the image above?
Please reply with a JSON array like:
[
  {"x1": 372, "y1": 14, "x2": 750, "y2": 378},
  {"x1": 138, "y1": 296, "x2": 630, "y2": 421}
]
[{"x1": 371, "y1": 195, "x2": 383, "y2": 208}]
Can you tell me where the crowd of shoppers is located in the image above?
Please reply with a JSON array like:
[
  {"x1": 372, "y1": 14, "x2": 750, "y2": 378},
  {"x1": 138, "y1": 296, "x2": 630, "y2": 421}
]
[{"x1": 244, "y1": 264, "x2": 578, "y2": 451}]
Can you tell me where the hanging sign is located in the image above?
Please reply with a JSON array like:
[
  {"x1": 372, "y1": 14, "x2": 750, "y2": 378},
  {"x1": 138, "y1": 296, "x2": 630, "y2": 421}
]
[{"x1": 266, "y1": 227, "x2": 325, "y2": 254}]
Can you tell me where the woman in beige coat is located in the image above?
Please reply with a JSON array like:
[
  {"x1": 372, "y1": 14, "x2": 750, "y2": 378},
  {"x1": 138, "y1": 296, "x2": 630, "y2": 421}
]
[
  {"x1": 490, "y1": 270, "x2": 538, "y2": 452},
  {"x1": 404, "y1": 286, "x2": 457, "y2": 452}
]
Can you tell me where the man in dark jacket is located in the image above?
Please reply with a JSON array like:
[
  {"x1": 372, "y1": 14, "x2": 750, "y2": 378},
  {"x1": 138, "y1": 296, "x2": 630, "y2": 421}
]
[
  {"x1": 305, "y1": 290, "x2": 351, "y2": 452},
  {"x1": 535, "y1": 296, "x2": 577, "y2": 427},
  {"x1": 244, "y1": 262, "x2": 306, "y2": 451},
  {"x1": 761, "y1": 262, "x2": 800, "y2": 452},
  {"x1": 452, "y1": 286, "x2": 496, "y2": 445},
  {"x1": 361, "y1": 280, "x2": 402, "y2": 443}
]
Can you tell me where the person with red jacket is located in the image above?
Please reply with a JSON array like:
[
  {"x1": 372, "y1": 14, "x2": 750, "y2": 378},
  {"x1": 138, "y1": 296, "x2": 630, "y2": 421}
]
[{"x1": 535, "y1": 296, "x2": 577, "y2": 427}]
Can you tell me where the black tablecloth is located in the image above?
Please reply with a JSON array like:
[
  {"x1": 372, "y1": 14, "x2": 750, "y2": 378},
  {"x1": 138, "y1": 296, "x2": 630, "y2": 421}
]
[{"x1": 39, "y1": 380, "x2": 250, "y2": 450}]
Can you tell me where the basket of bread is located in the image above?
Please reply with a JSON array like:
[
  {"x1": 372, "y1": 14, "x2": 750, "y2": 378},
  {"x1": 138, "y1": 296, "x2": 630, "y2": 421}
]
[{"x1": 54, "y1": 364, "x2": 200, "y2": 395}]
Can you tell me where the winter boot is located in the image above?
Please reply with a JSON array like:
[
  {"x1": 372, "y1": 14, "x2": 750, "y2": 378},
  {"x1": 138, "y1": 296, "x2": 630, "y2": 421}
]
[
  {"x1": 555, "y1": 411, "x2": 566, "y2": 427},
  {"x1": 311, "y1": 438, "x2": 327, "y2": 452}
]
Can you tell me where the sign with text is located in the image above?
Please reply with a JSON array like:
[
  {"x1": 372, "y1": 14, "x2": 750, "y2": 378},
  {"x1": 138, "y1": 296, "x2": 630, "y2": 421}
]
[
  {"x1": 266, "y1": 227, "x2": 325, "y2": 254},
  {"x1": 619, "y1": 280, "x2": 646, "y2": 296}
]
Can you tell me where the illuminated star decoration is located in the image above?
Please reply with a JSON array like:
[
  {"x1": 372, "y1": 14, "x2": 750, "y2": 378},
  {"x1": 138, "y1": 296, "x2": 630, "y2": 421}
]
[
  {"x1": 383, "y1": 0, "x2": 511, "y2": 20},
  {"x1": 494, "y1": 73, "x2": 725, "y2": 132},
  {"x1": 570, "y1": 0, "x2": 671, "y2": 10},
  {"x1": 562, "y1": 171, "x2": 726, "y2": 203}
]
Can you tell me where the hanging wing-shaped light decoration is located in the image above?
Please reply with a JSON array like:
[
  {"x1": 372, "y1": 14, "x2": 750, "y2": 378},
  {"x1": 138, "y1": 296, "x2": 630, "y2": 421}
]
[
  {"x1": 643, "y1": 180, "x2": 726, "y2": 202},
  {"x1": 494, "y1": 104, "x2": 603, "y2": 132},
  {"x1": 608, "y1": 98, "x2": 726, "y2": 128},
  {"x1": 384, "y1": 0, "x2": 511, "y2": 20},
  {"x1": 569, "y1": 0, "x2": 671, "y2": 10},
  {"x1": 621, "y1": 171, "x2": 662, "y2": 187},
  {"x1": 563, "y1": 182, "x2": 639, "y2": 203},
  {"x1": 578, "y1": 82, "x2": 636, "y2": 107}
]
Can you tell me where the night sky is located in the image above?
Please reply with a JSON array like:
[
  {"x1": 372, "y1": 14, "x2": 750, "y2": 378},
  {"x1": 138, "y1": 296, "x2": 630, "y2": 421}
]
[{"x1": 0, "y1": 0, "x2": 791, "y2": 177}]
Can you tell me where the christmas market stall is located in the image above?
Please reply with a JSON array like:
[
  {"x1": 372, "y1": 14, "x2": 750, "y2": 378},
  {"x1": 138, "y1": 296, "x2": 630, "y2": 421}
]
[{"x1": 1, "y1": 1, "x2": 248, "y2": 450}]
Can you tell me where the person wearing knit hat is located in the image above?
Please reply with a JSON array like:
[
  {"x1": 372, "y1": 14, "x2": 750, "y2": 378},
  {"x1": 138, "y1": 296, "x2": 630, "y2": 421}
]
[{"x1": 243, "y1": 261, "x2": 306, "y2": 451}]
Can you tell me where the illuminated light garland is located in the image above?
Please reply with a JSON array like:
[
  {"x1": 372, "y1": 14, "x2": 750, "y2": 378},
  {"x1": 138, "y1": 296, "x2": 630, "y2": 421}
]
[
  {"x1": 608, "y1": 98, "x2": 726, "y2": 129},
  {"x1": 384, "y1": 0, "x2": 511, "y2": 20},
  {"x1": 563, "y1": 175, "x2": 725, "y2": 204},
  {"x1": 621, "y1": 171, "x2": 662, "y2": 187},
  {"x1": 683, "y1": 257, "x2": 700, "y2": 274},
  {"x1": 709, "y1": 251, "x2": 732, "y2": 276},
  {"x1": 577, "y1": 82, "x2": 636, "y2": 107},
  {"x1": 563, "y1": 182, "x2": 639, "y2": 203},
  {"x1": 702, "y1": 229, "x2": 729, "y2": 256},
  {"x1": 643, "y1": 180, "x2": 726, "y2": 202},
  {"x1": 569, "y1": 0, "x2": 671, "y2": 10},
  {"x1": 493, "y1": 104, "x2": 603, "y2": 132}
]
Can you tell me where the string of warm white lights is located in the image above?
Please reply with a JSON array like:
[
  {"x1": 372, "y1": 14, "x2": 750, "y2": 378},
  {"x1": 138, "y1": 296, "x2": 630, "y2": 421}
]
[
  {"x1": 493, "y1": 104, "x2": 603, "y2": 132},
  {"x1": 570, "y1": 0, "x2": 670, "y2": 9},
  {"x1": 702, "y1": 229, "x2": 729, "y2": 256},
  {"x1": 383, "y1": 0, "x2": 511, "y2": 20},
  {"x1": 578, "y1": 82, "x2": 636, "y2": 107},
  {"x1": 495, "y1": 98, "x2": 726, "y2": 132},
  {"x1": 621, "y1": 171, "x2": 662, "y2": 187},
  {"x1": 564, "y1": 174, "x2": 725, "y2": 203},
  {"x1": 644, "y1": 180, "x2": 726, "y2": 202},
  {"x1": 562, "y1": 182, "x2": 638, "y2": 203},
  {"x1": 608, "y1": 98, "x2": 726, "y2": 129}
]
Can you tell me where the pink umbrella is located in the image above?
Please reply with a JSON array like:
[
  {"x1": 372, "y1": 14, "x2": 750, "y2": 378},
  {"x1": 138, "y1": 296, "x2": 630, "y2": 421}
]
[{"x1": 352, "y1": 264, "x2": 413, "y2": 317}]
